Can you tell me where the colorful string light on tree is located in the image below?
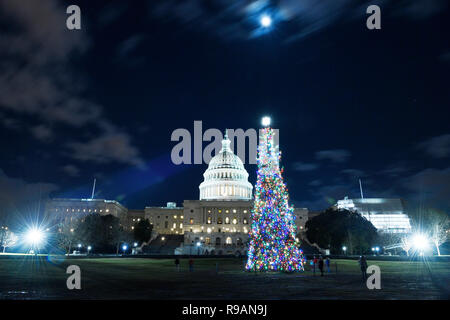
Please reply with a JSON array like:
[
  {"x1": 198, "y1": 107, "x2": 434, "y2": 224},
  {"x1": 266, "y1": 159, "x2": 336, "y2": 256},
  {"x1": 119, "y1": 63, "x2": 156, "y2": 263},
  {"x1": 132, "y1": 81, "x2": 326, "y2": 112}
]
[{"x1": 246, "y1": 122, "x2": 304, "y2": 272}]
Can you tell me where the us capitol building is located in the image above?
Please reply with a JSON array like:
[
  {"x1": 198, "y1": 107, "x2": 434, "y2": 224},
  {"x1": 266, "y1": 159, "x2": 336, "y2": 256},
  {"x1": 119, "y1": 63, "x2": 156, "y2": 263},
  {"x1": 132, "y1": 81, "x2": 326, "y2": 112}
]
[{"x1": 45, "y1": 133, "x2": 308, "y2": 256}]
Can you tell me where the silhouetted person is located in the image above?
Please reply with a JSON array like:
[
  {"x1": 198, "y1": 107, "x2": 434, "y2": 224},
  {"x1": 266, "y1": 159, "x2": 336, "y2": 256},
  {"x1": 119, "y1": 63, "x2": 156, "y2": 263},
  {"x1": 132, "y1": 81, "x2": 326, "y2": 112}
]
[
  {"x1": 358, "y1": 255, "x2": 368, "y2": 281},
  {"x1": 325, "y1": 257, "x2": 331, "y2": 273},
  {"x1": 313, "y1": 255, "x2": 318, "y2": 275},
  {"x1": 189, "y1": 257, "x2": 194, "y2": 272},
  {"x1": 318, "y1": 256, "x2": 324, "y2": 276},
  {"x1": 175, "y1": 258, "x2": 180, "y2": 272}
]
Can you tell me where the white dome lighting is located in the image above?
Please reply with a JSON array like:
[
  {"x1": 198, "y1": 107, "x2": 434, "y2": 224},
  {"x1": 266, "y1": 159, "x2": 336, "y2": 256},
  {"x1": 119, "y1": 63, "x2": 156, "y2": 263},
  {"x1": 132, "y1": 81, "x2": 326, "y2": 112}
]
[
  {"x1": 199, "y1": 131, "x2": 253, "y2": 200},
  {"x1": 260, "y1": 15, "x2": 272, "y2": 28},
  {"x1": 262, "y1": 116, "x2": 271, "y2": 127}
]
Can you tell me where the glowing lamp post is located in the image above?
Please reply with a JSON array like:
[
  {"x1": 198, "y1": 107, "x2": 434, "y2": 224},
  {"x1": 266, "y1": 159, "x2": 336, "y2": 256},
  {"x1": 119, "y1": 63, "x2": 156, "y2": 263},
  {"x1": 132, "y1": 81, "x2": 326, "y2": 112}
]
[
  {"x1": 24, "y1": 228, "x2": 46, "y2": 254},
  {"x1": 262, "y1": 116, "x2": 271, "y2": 127},
  {"x1": 196, "y1": 241, "x2": 202, "y2": 255},
  {"x1": 87, "y1": 246, "x2": 92, "y2": 254},
  {"x1": 411, "y1": 234, "x2": 430, "y2": 256},
  {"x1": 122, "y1": 244, "x2": 128, "y2": 255},
  {"x1": 342, "y1": 246, "x2": 347, "y2": 255}
]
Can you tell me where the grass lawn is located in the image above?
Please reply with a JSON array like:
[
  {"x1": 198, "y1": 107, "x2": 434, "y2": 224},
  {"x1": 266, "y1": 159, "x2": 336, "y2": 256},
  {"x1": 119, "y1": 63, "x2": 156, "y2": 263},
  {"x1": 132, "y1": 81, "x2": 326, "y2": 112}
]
[{"x1": 0, "y1": 256, "x2": 448, "y2": 300}]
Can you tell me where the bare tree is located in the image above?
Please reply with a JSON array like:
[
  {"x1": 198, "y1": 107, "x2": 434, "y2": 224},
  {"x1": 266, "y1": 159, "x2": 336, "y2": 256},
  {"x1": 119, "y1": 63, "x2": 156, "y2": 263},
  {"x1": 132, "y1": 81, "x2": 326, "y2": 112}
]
[
  {"x1": 409, "y1": 208, "x2": 449, "y2": 256},
  {"x1": 401, "y1": 237, "x2": 412, "y2": 256},
  {"x1": 56, "y1": 223, "x2": 78, "y2": 255},
  {"x1": 0, "y1": 228, "x2": 18, "y2": 253},
  {"x1": 430, "y1": 218, "x2": 449, "y2": 256}
]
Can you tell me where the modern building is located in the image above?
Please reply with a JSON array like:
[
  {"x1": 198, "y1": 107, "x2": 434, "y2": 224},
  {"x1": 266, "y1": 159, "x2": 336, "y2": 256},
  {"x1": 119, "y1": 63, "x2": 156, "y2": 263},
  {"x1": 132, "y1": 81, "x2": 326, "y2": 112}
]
[{"x1": 336, "y1": 197, "x2": 412, "y2": 233}]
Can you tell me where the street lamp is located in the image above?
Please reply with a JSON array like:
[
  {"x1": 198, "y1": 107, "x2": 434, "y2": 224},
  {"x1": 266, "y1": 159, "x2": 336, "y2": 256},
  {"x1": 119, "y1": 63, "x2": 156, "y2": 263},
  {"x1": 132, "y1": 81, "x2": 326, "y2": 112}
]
[
  {"x1": 411, "y1": 233, "x2": 430, "y2": 256},
  {"x1": 196, "y1": 242, "x2": 201, "y2": 255},
  {"x1": 24, "y1": 228, "x2": 46, "y2": 254},
  {"x1": 87, "y1": 246, "x2": 92, "y2": 254},
  {"x1": 342, "y1": 246, "x2": 347, "y2": 255},
  {"x1": 375, "y1": 247, "x2": 380, "y2": 255},
  {"x1": 122, "y1": 244, "x2": 128, "y2": 254},
  {"x1": 133, "y1": 242, "x2": 138, "y2": 247}
]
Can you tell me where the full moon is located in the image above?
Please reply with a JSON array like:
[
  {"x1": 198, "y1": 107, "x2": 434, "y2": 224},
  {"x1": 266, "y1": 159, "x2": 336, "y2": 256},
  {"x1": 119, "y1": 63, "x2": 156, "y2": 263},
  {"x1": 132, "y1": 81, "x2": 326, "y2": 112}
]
[{"x1": 260, "y1": 15, "x2": 272, "y2": 28}]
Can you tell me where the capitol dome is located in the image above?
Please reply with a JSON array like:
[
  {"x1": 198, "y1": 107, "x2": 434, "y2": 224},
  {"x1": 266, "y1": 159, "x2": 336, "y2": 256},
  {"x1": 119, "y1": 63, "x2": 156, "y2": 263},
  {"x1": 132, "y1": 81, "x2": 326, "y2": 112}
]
[{"x1": 199, "y1": 132, "x2": 253, "y2": 200}]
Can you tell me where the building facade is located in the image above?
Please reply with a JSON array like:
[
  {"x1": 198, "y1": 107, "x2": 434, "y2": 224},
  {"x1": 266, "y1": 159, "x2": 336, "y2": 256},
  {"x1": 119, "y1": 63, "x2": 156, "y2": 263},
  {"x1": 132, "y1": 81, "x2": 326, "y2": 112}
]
[
  {"x1": 45, "y1": 198, "x2": 128, "y2": 226},
  {"x1": 336, "y1": 197, "x2": 412, "y2": 233},
  {"x1": 174, "y1": 133, "x2": 307, "y2": 255},
  {"x1": 46, "y1": 134, "x2": 308, "y2": 255}
]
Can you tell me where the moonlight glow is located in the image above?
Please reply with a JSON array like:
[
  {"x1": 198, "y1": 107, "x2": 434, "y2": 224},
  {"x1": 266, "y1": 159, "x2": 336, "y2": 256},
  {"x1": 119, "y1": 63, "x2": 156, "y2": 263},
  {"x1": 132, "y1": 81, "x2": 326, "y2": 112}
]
[{"x1": 260, "y1": 15, "x2": 272, "y2": 28}]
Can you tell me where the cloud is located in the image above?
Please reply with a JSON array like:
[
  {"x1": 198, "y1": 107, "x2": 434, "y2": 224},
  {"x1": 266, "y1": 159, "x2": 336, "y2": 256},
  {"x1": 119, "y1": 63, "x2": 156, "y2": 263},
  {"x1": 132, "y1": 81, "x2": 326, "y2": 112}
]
[
  {"x1": 439, "y1": 51, "x2": 450, "y2": 64},
  {"x1": 341, "y1": 169, "x2": 366, "y2": 178},
  {"x1": 293, "y1": 161, "x2": 319, "y2": 171},
  {"x1": 97, "y1": 2, "x2": 129, "y2": 27},
  {"x1": 0, "y1": 168, "x2": 58, "y2": 222},
  {"x1": 316, "y1": 149, "x2": 351, "y2": 163},
  {"x1": 381, "y1": 163, "x2": 411, "y2": 177},
  {"x1": 61, "y1": 164, "x2": 80, "y2": 177},
  {"x1": 417, "y1": 134, "x2": 450, "y2": 158},
  {"x1": 309, "y1": 179, "x2": 322, "y2": 187},
  {"x1": 401, "y1": 167, "x2": 450, "y2": 211},
  {"x1": 116, "y1": 34, "x2": 146, "y2": 58},
  {"x1": 0, "y1": 0, "x2": 87, "y2": 63},
  {"x1": 149, "y1": 0, "x2": 253, "y2": 41},
  {"x1": 147, "y1": 0, "x2": 447, "y2": 43},
  {"x1": 0, "y1": 112, "x2": 21, "y2": 130},
  {"x1": 0, "y1": 0, "x2": 144, "y2": 168},
  {"x1": 30, "y1": 124, "x2": 53, "y2": 142},
  {"x1": 114, "y1": 34, "x2": 147, "y2": 68},
  {"x1": 67, "y1": 132, "x2": 145, "y2": 167},
  {"x1": 394, "y1": 0, "x2": 447, "y2": 20},
  {"x1": 301, "y1": 183, "x2": 354, "y2": 211}
]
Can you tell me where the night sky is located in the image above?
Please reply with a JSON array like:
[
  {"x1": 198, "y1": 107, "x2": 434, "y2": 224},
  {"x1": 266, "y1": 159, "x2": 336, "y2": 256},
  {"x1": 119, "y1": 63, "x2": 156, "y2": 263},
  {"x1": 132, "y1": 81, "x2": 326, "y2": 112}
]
[{"x1": 0, "y1": 0, "x2": 449, "y2": 222}]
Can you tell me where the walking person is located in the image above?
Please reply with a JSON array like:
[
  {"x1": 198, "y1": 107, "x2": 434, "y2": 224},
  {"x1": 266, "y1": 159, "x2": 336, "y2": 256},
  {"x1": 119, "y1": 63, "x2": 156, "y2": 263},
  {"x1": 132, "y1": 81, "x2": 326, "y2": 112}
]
[
  {"x1": 312, "y1": 255, "x2": 318, "y2": 275},
  {"x1": 325, "y1": 257, "x2": 331, "y2": 273},
  {"x1": 189, "y1": 257, "x2": 194, "y2": 272},
  {"x1": 358, "y1": 255, "x2": 368, "y2": 281},
  {"x1": 175, "y1": 258, "x2": 180, "y2": 272},
  {"x1": 318, "y1": 256, "x2": 324, "y2": 276}
]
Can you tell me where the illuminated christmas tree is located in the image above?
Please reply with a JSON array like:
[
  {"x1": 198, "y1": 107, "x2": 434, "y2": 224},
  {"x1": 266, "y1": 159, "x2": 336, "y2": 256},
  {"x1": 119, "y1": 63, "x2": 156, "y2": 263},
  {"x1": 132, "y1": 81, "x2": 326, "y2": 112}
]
[{"x1": 246, "y1": 117, "x2": 304, "y2": 272}]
